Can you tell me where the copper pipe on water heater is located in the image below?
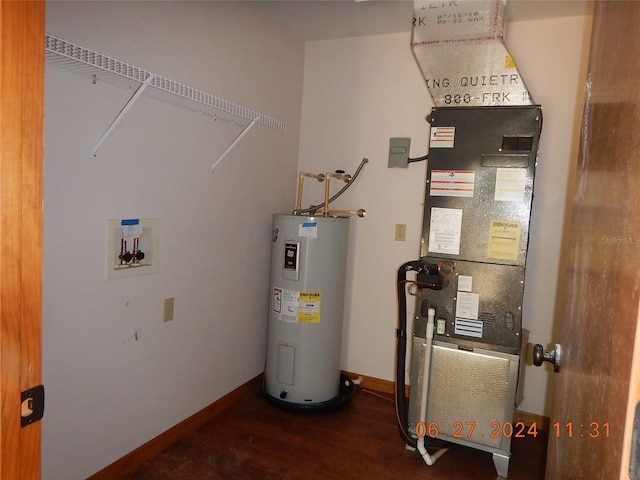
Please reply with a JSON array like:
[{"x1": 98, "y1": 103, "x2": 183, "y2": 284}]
[
  {"x1": 294, "y1": 158, "x2": 368, "y2": 215},
  {"x1": 295, "y1": 172, "x2": 325, "y2": 212},
  {"x1": 322, "y1": 172, "x2": 351, "y2": 216}
]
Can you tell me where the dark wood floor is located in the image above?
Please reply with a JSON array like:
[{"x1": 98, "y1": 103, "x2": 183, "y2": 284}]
[{"x1": 119, "y1": 386, "x2": 547, "y2": 479}]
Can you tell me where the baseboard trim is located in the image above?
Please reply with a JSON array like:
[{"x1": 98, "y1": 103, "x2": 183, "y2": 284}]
[
  {"x1": 87, "y1": 374, "x2": 262, "y2": 480},
  {"x1": 342, "y1": 370, "x2": 406, "y2": 396}
]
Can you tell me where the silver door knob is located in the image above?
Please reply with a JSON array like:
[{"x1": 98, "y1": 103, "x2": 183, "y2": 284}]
[{"x1": 533, "y1": 343, "x2": 561, "y2": 372}]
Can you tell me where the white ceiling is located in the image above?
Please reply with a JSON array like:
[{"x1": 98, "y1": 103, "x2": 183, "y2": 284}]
[{"x1": 254, "y1": 0, "x2": 594, "y2": 42}]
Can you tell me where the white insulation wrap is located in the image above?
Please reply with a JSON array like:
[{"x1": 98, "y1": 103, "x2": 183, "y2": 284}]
[{"x1": 412, "y1": 0, "x2": 534, "y2": 107}]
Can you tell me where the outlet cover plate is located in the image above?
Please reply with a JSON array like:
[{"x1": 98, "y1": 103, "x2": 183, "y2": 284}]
[{"x1": 163, "y1": 297, "x2": 175, "y2": 322}]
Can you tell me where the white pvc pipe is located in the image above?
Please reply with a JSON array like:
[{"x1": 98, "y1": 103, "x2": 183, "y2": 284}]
[{"x1": 417, "y1": 308, "x2": 447, "y2": 466}]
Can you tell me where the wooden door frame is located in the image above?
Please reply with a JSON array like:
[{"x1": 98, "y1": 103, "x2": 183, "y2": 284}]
[
  {"x1": 0, "y1": 2, "x2": 45, "y2": 478},
  {"x1": 545, "y1": 2, "x2": 640, "y2": 478}
]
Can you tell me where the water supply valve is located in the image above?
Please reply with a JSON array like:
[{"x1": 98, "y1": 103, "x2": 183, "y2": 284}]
[
  {"x1": 131, "y1": 237, "x2": 145, "y2": 264},
  {"x1": 119, "y1": 237, "x2": 144, "y2": 265},
  {"x1": 119, "y1": 238, "x2": 133, "y2": 264}
]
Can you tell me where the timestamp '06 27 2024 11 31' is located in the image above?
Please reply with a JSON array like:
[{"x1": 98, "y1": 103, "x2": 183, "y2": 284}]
[{"x1": 413, "y1": 421, "x2": 611, "y2": 439}]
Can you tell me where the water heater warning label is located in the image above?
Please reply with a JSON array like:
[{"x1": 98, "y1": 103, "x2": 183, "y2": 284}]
[
  {"x1": 298, "y1": 222, "x2": 318, "y2": 238},
  {"x1": 298, "y1": 292, "x2": 321, "y2": 323},
  {"x1": 273, "y1": 289, "x2": 322, "y2": 323},
  {"x1": 273, "y1": 288, "x2": 299, "y2": 323}
]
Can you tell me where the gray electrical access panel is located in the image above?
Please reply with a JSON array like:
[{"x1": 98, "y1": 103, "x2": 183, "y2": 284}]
[{"x1": 409, "y1": 106, "x2": 542, "y2": 478}]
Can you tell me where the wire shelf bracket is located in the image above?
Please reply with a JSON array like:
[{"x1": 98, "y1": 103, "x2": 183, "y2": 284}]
[
  {"x1": 45, "y1": 33, "x2": 287, "y2": 167},
  {"x1": 92, "y1": 73, "x2": 155, "y2": 157}
]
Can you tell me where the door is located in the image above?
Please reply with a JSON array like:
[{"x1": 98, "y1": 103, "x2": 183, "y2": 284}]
[
  {"x1": 543, "y1": 2, "x2": 640, "y2": 478},
  {"x1": 0, "y1": 2, "x2": 45, "y2": 479}
]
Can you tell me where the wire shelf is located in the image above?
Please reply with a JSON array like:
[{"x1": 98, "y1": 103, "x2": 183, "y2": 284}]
[{"x1": 45, "y1": 33, "x2": 287, "y2": 132}]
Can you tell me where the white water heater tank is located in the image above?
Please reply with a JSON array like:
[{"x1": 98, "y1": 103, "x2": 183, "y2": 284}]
[{"x1": 264, "y1": 214, "x2": 350, "y2": 406}]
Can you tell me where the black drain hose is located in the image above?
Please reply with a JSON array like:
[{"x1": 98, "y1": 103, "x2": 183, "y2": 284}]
[{"x1": 395, "y1": 260, "x2": 424, "y2": 448}]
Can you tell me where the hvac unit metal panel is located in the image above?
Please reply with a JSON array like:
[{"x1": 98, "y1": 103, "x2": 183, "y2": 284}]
[
  {"x1": 421, "y1": 106, "x2": 542, "y2": 267},
  {"x1": 417, "y1": 106, "x2": 542, "y2": 353},
  {"x1": 416, "y1": 257, "x2": 525, "y2": 353}
]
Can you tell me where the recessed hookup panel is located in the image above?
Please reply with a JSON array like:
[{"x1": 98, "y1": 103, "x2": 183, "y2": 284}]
[{"x1": 106, "y1": 218, "x2": 160, "y2": 280}]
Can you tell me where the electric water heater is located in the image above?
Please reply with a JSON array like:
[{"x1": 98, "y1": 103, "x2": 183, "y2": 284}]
[{"x1": 264, "y1": 214, "x2": 350, "y2": 407}]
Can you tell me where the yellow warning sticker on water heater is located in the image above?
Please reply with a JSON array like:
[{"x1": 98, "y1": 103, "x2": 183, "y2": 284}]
[
  {"x1": 487, "y1": 219, "x2": 521, "y2": 261},
  {"x1": 298, "y1": 292, "x2": 321, "y2": 323}
]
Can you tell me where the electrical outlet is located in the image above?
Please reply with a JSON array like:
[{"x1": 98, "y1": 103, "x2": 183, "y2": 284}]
[
  {"x1": 163, "y1": 297, "x2": 175, "y2": 322},
  {"x1": 395, "y1": 224, "x2": 407, "y2": 242}
]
